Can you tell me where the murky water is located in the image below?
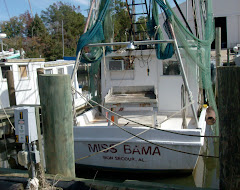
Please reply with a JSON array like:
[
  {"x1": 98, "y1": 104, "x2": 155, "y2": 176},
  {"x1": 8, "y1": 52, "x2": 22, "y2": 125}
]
[
  {"x1": 143, "y1": 126, "x2": 219, "y2": 189},
  {"x1": 75, "y1": 126, "x2": 219, "y2": 189}
]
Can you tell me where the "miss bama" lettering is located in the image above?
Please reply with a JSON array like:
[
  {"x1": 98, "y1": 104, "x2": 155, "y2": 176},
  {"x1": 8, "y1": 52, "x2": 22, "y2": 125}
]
[{"x1": 88, "y1": 144, "x2": 161, "y2": 156}]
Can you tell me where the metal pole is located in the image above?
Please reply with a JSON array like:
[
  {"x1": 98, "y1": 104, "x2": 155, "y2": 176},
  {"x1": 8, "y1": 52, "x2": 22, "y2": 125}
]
[
  {"x1": 84, "y1": 0, "x2": 96, "y2": 33},
  {"x1": 62, "y1": 20, "x2": 64, "y2": 58},
  {"x1": 173, "y1": 37, "x2": 199, "y2": 127},
  {"x1": 163, "y1": 0, "x2": 199, "y2": 127},
  {"x1": 86, "y1": 40, "x2": 174, "y2": 47}
]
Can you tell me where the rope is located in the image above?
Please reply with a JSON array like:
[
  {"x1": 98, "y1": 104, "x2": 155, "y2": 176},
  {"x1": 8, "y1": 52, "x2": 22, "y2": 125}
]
[
  {"x1": 0, "y1": 99, "x2": 15, "y2": 130},
  {"x1": 73, "y1": 87, "x2": 218, "y2": 138},
  {"x1": 73, "y1": 88, "x2": 219, "y2": 159}
]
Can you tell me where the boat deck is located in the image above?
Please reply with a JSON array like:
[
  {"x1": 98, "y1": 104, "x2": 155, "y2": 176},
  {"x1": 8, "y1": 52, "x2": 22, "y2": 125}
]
[
  {"x1": 105, "y1": 93, "x2": 157, "y2": 105},
  {"x1": 79, "y1": 110, "x2": 196, "y2": 130}
]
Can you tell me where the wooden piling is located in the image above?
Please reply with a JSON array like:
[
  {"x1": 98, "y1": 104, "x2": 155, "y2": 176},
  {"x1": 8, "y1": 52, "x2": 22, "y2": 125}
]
[
  {"x1": 227, "y1": 49, "x2": 230, "y2": 66},
  {"x1": 35, "y1": 107, "x2": 45, "y2": 178},
  {"x1": 217, "y1": 67, "x2": 240, "y2": 189},
  {"x1": 215, "y1": 27, "x2": 221, "y2": 67},
  {"x1": 36, "y1": 68, "x2": 45, "y2": 180},
  {"x1": 6, "y1": 71, "x2": 16, "y2": 107},
  {"x1": 215, "y1": 27, "x2": 221, "y2": 99},
  {"x1": 37, "y1": 68, "x2": 44, "y2": 75},
  {"x1": 38, "y1": 74, "x2": 75, "y2": 178}
]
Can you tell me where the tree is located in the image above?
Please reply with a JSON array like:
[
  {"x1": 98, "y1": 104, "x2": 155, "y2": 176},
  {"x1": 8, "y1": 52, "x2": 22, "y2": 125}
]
[
  {"x1": 136, "y1": 16, "x2": 148, "y2": 40},
  {"x1": 41, "y1": 1, "x2": 85, "y2": 59},
  {"x1": 28, "y1": 14, "x2": 47, "y2": 38},
  {"x1": 113, "y1": 0, "x2": 131, "y2": 42},
  {"x1": 19, "y1": 11, "x2": 33, "y2": 37},
  {"x1": 0, "y1": 16, "x2": 25, "y2": 38}
]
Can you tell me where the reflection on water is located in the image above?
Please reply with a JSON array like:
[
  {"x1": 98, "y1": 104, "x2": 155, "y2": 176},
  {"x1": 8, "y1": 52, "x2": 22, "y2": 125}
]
[
  {"x1": 193, "y1": 126, "x2": 219, "y2": 189},
  {"x1": 140, "y1": 126, "x2": 219, "y2": 188},
  {"x1": 75, "y1": 126, "x2": 219, "y2": 189}
]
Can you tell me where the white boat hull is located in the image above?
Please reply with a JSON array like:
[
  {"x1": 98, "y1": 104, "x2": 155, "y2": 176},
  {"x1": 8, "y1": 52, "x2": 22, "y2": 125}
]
[{"x1": 74, "y1": 124, "x2": 205, "y2": 171}]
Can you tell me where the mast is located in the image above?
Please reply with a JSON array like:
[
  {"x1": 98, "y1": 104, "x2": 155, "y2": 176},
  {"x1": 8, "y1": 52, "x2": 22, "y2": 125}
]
[{"x1": 71, "y1": 0, "x2": 96, "y2": 84}]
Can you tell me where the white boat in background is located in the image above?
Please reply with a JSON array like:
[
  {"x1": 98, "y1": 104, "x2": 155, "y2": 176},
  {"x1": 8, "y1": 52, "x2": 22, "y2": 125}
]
[{"x1": 0, "y1": 51, "x2": 87, "y2": 109}]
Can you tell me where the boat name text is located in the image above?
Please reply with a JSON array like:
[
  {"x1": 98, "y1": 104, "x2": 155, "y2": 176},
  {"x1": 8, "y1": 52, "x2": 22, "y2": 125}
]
[{"x1": 87, "y1": 144, "x2": 161, "y2": 156}]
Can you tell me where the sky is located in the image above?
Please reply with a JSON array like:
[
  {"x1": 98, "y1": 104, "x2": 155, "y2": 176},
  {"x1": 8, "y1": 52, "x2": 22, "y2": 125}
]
[
  {"x1": 0, "y1": 0, "x2": 90, "y2": 22},
  {"x1": 0, "y1": 0, "x2": 186, "y2": 22}
]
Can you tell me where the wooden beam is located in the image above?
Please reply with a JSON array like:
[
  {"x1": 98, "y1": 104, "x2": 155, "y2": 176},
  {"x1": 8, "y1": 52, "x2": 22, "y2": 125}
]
[{"x1": 6, "y1": 58, "x2": 45, "y2": 63}]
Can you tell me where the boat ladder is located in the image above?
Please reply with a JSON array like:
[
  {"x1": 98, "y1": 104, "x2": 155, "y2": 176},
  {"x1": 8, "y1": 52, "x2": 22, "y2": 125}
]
[{"x1": 126, "y1": 0, "x2": 149, "y2": 40}]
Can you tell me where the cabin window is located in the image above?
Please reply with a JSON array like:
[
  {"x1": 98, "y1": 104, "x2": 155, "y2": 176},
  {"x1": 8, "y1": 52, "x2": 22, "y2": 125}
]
[
  {"x1": 1, "y1": 66, "x2": 11, "y2": 79},
  {"x1": 45, "y1": 69, "x2": 52, "y2": 74},
  {"x1": 19, "y1": 65, "x2": 28, "y2": 79},
  {"x1": 163, "y1": 61, "x2": 180, "y2": 75},
  {"x1": 58, "y1": 68, "x2": 64, "y2": 74},
  {"x1": 109, "y1": 56, "x2": 135, "y2": 71}
]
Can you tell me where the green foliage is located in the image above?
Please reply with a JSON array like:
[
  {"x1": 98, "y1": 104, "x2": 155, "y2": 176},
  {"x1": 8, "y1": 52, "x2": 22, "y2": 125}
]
[
  {"x1": 28, "y1": 14, "x2": 47, "y2": 37},
  {"x1": 41, "y1": 1, "x2": 85, "y2": 60},
  {"x1": 113, "y1": 0, "x2": 131, "y2": 42},
  {"x1": 136, "y1": 16, "x2": 148, "y2": 40},
  {"x1": 1, "y1": 16, "x2": 25, "y2": 38},
  {"x1": 0, "y1": 1, "x2": 85, "y2": 61}
]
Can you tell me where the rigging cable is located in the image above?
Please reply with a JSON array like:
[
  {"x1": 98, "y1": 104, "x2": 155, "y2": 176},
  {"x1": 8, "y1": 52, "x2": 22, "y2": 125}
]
[
  {"x1": 3, "y1": 0, "x2": 11, "y2": 20},
  {"x1": 173, "y1": 0, "x2": 193, "y2": 35},
  {"x1": 191, "y1": 0, "x2": 200, "y2": 38},
  {"x1": 73, "y1": 87, "x2": 219, "y2": 160},
  {"x1": 28, "y1": 0, "x2": 34, "y2": 18}
]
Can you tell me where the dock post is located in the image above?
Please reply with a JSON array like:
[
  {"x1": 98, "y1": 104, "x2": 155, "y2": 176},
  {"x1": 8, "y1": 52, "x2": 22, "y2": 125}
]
[
  {"x1": 35, "y1": 106, "x2": 45, "y2": 178},
  {"x1": 38, "y1": 74, "x2": 75, "y2": 178},
  {"x1": 215, "y1": 27, "x2": 221, "y2": 67},
  {"x1": 6, "y1": 70, "x2": 16, "y2": 106},
  {"x1": 215, "y1": 27, "x2": 221, "y2": 99},
  {"x1": 37, "y1": 68, "x2": 44, "y2": 75},
  {"x1": 227, "y1": 49, "x2": 230, "y2": 66},
  {"x1": 217, "y1": 67, "x2": 240, "y2": 189}
]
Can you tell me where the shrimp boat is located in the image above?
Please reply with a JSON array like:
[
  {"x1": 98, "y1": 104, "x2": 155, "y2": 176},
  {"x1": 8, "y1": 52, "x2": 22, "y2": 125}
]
[{"x1": 73, "y1": 0, "x2": 217, "y2": 172}]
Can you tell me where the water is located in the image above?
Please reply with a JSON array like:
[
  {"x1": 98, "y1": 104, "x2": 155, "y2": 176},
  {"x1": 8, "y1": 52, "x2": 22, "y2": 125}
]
[{"x1": 75, "y1": 126, "x2": 219, "y2": 189}]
